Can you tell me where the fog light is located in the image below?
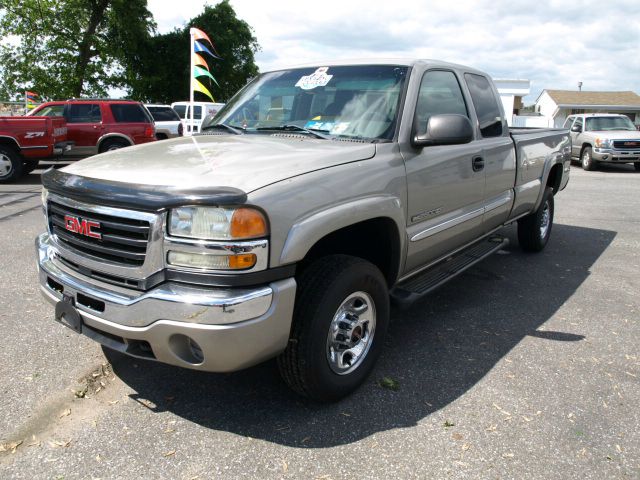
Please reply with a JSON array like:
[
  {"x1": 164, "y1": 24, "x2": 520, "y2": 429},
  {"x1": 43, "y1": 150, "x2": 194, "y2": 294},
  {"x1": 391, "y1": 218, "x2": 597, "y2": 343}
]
[{"x1": 167, "y1": 251, "x2": 256, "y2": 270}]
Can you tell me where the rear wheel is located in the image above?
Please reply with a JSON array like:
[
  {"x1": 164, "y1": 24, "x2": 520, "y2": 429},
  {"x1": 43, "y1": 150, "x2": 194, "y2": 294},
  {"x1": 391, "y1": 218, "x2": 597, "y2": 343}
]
[
  {"x1": 518, "y1": 187, "x2": 554, "y2": 252},
  {"x1": 278, "y1": 255, "x2": 389, "y2": 402},
  {"x1": 581, "y1": 146, "x2": 596, "y2": 171},
  {"x1": 0, "y1": 145, "x2": 24, "y2": 183},
  {"x1": 99, "y1": 139, "x2": 130, "y2": 153},
  {"x1": 634, "y1": 162, "x2": 640, "y2": 172}
]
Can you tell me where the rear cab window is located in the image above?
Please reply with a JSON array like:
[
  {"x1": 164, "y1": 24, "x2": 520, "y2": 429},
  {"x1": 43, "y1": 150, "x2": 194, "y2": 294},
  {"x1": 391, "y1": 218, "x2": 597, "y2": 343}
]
[
  {"x1": 464, "y1": 73, "x2": 504, "y2": 137},
  {"x1": 32, "y1": 105, "x2": 65, "y2": 117},
  {"x1": 147, "y1": 107, "x2": 180, "y2": 122},
  {"x1": 563, "y1": 117, "x2": 575, "y2": 129},
  {"x1": 110, "y1": 104, "x2": 152, "y2": 123},
  {"x1": 68, "y1": 104, "x2": 102, "y2": 123}
]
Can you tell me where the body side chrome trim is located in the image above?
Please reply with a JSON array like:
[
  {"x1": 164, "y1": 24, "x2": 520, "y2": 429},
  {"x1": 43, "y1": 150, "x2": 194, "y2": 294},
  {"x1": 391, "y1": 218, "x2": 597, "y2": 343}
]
[{"x1": 410, "y1": 208, "x2": 484, "y2": 242}]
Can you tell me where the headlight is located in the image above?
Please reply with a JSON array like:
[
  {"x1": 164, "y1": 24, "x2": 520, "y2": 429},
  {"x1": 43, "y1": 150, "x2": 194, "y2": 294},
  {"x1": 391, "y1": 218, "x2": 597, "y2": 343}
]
[
  {"x1": 594, "y1": 138, "x2": 611, "y2": 149},
  {"x1": 169, "y1": 206, "x2": 268, "y2": 240}
]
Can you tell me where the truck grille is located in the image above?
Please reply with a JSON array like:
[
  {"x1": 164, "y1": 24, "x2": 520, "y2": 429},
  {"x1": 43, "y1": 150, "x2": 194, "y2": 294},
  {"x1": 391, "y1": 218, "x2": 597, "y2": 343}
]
[
  {"x1": 48, "y1": 201, "x2": 150, "y2": 266},
  {"x1": 613, "y1": 140, "x2": 640, "y2": 150}
]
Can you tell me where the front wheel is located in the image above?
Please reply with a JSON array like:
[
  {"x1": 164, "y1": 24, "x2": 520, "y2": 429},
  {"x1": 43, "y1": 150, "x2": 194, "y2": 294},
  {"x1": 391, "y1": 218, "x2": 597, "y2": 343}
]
[
  {"x1": 581, "y1": 146, "x2": 597, "y2": 171},
  {"x1": 278, "y1": 255, "x2": 389, "y2": 402},
  {"x1": 518, "y1": 187, "x2": 554, "y2": 252}
]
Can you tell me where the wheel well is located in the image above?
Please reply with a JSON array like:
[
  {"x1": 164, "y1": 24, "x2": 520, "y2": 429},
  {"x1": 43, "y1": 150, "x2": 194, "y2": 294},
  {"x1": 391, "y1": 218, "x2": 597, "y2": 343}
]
[
  {"x1": 98, "y1": 136, "x2": 132, "y2": 151},
  {"x1": 580, "y1": 143, "x2": 592, "y2": 156},
  {"x1": 546, "y1": 163, "x2": 563, "y2": 194},
  {"x1": 0, "y1": 137, "x2": 20, "y2": 152},
  {"x1": 300, "y1": 217, "x2": 401, "y2": 287},
  {"x1": 155, "y1": 133, "x2": 167, "y2": 140}
]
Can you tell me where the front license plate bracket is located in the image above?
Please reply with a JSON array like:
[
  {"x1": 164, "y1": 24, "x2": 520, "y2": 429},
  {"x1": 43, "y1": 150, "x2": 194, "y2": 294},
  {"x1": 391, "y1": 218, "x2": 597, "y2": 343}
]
[{"x1": 54, "y1": 293, "x2": 83, "y2": 333}]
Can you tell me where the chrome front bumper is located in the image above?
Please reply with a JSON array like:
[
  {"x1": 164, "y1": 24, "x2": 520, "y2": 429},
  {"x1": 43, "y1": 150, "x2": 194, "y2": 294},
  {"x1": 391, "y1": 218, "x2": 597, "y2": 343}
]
[
  {"x1": 592, "y1": 148, "x2": 640, "y2": 162},
  {"x1": 36, "y1": 233, "x2": 296, "y2": 372}
]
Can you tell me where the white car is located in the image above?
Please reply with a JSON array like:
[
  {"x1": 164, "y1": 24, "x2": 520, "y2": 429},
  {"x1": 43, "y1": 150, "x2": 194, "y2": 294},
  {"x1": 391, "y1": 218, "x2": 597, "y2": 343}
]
[
  {"x1": 171, "y1": 101, "x2": 225, "y2": 133},
  {"x1": 145, "y1": 104, "x2": 183, "y2": 139}
]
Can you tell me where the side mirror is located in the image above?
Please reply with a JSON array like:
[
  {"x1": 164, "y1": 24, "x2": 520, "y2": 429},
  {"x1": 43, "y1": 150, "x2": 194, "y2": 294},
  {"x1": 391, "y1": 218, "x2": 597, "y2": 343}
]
[
  {"x1": 412, "y1": 114, "x2": 474, "y2": 148},
  {"x1": 570, "y1": 125, "x2": 582, "y2": 133}
]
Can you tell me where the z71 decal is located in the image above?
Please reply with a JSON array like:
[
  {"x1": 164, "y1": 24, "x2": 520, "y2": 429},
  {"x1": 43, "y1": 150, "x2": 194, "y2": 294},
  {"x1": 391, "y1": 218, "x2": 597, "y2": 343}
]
[{"x1": 25, "y1": 131, "x2": 46, "y2": 139}]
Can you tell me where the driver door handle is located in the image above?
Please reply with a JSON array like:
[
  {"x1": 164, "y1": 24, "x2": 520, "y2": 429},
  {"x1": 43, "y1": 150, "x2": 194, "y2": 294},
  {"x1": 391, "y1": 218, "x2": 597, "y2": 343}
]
[{"x1": 472, "y1": 156, "x2": 484, "y2": 172}]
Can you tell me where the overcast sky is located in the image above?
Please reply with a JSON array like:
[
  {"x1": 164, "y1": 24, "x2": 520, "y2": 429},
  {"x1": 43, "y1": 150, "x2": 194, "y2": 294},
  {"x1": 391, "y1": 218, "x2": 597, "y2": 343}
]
[{"x1": 148, "y1": 0, "x2": 639, "y2": 104}]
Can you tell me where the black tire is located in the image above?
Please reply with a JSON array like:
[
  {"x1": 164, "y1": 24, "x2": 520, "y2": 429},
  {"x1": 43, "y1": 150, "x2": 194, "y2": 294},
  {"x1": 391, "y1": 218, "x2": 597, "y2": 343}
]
[
  {"x1": 0, "y1": 144, "x2": 24, "y2": 183},
  {"x1": 23, "y1": 158, "x2": 40, "y2": 174},
  {"x1": 581, "y1": 146, "x2": 597, "y2": 171},
  {"x1": 518, "y1": 187, "x2": 554, "y2": 252},
  {"x1": 99, "y1": 139, "x2": 130, "y2": 153},
  {"x1": 278, "y1": 255, "x2": 389, "y2": 402},
  {"x1": 634, "y1": 162, "x2": 640, "y2": 172}
]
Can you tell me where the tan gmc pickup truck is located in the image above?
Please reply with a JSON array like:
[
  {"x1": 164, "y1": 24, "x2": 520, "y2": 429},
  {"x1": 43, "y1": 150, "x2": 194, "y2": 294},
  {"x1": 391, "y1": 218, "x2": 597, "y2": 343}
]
[{"x1": 36, "y1": 59, "x2": 571, "y2": 401}]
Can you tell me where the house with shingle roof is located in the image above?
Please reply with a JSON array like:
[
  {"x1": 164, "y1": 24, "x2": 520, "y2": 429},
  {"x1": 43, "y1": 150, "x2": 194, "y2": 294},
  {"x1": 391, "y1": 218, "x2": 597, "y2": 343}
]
[{"x1": 535, "y1": 89, "x2": 640, "y2": 128}]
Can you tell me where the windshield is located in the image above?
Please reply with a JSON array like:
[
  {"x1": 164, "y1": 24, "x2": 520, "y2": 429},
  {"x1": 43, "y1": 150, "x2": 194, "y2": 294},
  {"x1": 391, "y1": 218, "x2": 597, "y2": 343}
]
[
  {"x1": 216, "y1": 65, "x2": 409, "y2": 141},
  {"x1": 585, "y1": 116, "x2": 636, "y2": 131}
]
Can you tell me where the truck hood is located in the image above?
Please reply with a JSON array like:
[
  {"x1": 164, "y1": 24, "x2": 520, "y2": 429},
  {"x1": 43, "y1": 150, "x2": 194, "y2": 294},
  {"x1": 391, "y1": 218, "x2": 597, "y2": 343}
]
[
  {"x1": 62, "y1": 134, "x2": 376, "y2": 193},
  {"x1": 586, "y1": 130, "x2": 640, "y2": 140}
]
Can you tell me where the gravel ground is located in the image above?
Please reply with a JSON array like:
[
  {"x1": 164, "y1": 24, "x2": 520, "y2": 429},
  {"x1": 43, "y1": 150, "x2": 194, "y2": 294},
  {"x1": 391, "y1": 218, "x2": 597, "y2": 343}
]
[{"x1": 0, "y1": 162, "x2": 638, "y2": 479}]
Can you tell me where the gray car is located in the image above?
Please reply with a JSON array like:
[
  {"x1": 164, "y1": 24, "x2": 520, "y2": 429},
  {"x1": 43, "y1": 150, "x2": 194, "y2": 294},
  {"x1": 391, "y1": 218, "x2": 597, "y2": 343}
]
[
  {"x1": 564, "y1": 113, "x2": 640, "y2": 171},
  {"x1": 36, "y1": 59, "x2": 570, "y2": 401}
]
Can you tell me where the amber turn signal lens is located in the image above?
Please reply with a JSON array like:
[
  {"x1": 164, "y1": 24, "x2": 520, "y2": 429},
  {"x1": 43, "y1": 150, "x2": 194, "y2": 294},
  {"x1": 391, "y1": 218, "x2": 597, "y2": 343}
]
[
  {"x1": 230, "y1": 208, "x2": 267, "y2": 239},
  {"x1": 228, "y1": 253, "x2": 257, "y2": 269}
]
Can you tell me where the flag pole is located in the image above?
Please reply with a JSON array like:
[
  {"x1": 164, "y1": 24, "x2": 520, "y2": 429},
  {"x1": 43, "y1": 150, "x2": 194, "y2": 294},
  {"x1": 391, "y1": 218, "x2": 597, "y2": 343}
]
[
  {"x1": 24, "y1": 90, "x2": 27, "y2": 115},
  {"x1": 188, "y1": 28, "x2": 195, "y2": 136}
]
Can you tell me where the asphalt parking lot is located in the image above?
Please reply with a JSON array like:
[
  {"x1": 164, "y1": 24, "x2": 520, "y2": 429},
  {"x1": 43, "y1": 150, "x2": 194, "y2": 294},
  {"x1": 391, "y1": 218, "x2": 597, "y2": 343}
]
[{"x1": 0, "y1": 161, "x2": 638, "y2": 479}]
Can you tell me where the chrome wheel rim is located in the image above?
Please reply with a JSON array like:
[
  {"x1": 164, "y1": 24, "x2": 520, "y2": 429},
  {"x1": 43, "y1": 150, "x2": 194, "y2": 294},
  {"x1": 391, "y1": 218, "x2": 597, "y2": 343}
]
[
  {"x1": 582, "y1": 150, "x2": 590, "y2": 168},
  {"x1": 107, "y1": 145, "x2": 122, "y2": 151},
  {"x1": 0, "y1": 153, "x2": 12, "y2": 177},
  {"x1": 540, "y1": 201, "x2": 551, "y2": 239},
  {"x1": 326, "y1": 291, "x2": 376, "y2": 375}
]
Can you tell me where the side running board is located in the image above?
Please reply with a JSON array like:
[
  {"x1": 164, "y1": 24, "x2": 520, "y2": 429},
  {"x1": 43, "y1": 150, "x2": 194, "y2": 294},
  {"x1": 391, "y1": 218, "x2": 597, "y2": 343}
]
[{"x1": 390, "y1": 236, "x2": 509, "y2": 309}]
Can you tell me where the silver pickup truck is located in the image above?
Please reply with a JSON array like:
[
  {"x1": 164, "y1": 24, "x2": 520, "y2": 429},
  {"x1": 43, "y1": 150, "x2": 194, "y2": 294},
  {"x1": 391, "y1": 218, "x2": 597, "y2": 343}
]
[
  {"x1": 36, "y1": 59, "x2": 571, "y2": 401},
  {"x1": 563, "y1": 113, "x2": 640, "y2": 171}
]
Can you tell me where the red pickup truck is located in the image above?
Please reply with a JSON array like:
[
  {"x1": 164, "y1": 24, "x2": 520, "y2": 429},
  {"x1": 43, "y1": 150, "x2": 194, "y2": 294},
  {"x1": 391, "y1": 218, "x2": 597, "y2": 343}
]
[{"x1": 0, "y1": 116, "x2": 71, "y2": 183}]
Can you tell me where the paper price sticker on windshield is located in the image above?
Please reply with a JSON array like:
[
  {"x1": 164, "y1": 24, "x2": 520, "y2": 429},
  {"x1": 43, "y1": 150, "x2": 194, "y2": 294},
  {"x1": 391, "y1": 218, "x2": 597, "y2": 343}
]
[{"x1": 296, "y1": 67, "x2": 333, "y2": 90}]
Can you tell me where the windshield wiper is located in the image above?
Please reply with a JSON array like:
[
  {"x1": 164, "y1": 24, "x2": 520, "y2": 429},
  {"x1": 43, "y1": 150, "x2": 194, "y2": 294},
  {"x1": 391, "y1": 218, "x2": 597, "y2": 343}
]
[
  {"x1": 256, "y1": 124, "x2": 330, "y2": 139},
  {"x1": 201, "y1": 123, "x2": 244, "y2": 135}
]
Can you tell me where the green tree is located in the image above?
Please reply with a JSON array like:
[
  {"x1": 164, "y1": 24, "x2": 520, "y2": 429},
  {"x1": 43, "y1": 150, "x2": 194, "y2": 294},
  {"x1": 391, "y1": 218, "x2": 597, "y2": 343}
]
[
  {"x1": 0, "y1": 0, "x2": 155, "y2": 100},
  {"x1": 125, "y1": 0, "x2": 260, "y2": 104}
]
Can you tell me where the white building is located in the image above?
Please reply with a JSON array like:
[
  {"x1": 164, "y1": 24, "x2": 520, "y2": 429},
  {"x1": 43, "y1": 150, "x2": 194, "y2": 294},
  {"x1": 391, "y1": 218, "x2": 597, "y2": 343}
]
[
  {"x1": 494, "y1": 79, "x2": 530, "y2": 126},
  {"x1": 535, "y1": 90, "x2": 640, "y2": 128}
]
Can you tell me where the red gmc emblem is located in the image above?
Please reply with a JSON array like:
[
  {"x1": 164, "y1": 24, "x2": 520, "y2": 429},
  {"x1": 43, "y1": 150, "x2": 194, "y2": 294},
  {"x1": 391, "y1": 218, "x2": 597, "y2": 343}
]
[
  {"x1": 64, "y1": 215, "x2": 102, "y2": 240},
  {"x1": 624, "y1": 141, "x2": 638, "y2": 146}
]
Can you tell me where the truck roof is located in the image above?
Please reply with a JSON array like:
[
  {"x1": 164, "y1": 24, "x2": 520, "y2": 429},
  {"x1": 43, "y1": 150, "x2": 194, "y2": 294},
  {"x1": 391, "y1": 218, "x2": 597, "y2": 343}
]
[
  {"x1": 269, "y1": 58, "x2": 489, "y2": 77},
  {"x1": 568, "y1": 113, "x2": 629, "y2": 118}
]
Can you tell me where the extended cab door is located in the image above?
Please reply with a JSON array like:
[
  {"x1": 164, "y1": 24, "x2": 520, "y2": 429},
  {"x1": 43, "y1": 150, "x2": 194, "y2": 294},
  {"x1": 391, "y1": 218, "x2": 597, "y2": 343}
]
[
  {"x1": 462, "y1": 73, "x2": 516, "y2": 233},
  {"x1": 401, "y1": 69, "x2": 486, "y2": 273},
  {"x1": 65, "y1": 103, "x2": 103, "y2": 155}
]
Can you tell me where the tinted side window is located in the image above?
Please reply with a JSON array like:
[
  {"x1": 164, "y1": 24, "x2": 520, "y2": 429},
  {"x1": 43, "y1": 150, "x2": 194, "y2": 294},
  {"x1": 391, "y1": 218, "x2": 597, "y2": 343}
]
[
  {"x1": 415, "y1": 70, "x2": 468, "y2": 134},
  {"x1": 147, "y1": 107, "x2": 180, "y2": 122},
  {"x1": 111, "y1": 104, "x2": 150, "y2": 123},
  {"x1": 464, "y1": 73, "x2": 503, "y2": 137},
  {"x1": 68, "y1": 104, "x2": 101, "y2": 123}
]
